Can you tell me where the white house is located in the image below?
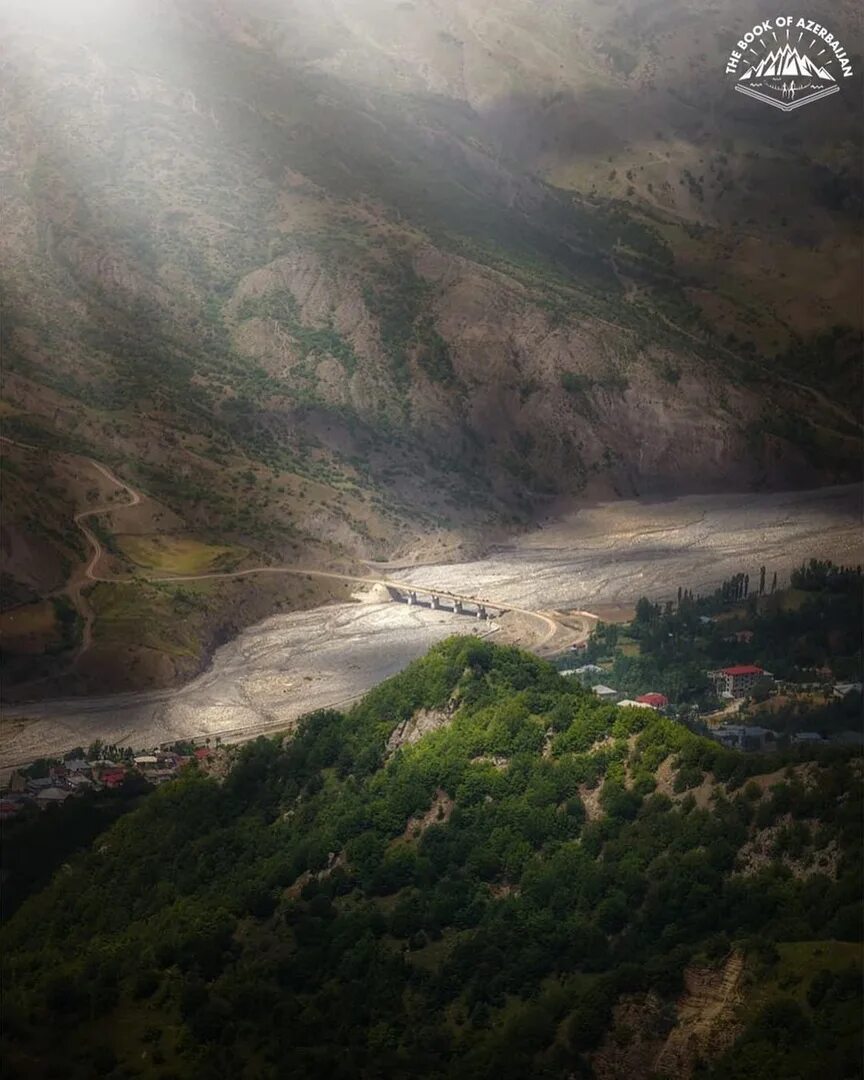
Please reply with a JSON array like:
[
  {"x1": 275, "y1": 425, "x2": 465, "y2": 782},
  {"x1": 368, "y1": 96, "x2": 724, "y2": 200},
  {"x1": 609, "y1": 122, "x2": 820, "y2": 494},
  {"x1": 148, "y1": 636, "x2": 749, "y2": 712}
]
[
  {"x1": 593, "y1": 685, "x2": 620, "y2": 702},
  {"x1": 36, "y1": 787, "x2": 72, "y2": 806}
]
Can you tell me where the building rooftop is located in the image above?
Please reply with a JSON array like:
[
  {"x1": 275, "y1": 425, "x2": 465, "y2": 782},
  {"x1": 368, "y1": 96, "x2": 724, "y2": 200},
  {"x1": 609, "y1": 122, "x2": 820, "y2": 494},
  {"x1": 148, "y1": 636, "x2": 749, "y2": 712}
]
[
  {"x1": 36, "y1": 787, "x2": 71, "y2": 801},
  {"x1": 720, "y1": 665, "x2": 765, "y2": 676},
  {"x1": 636, "y1": 693, "x2": 668, "y2": 708}
]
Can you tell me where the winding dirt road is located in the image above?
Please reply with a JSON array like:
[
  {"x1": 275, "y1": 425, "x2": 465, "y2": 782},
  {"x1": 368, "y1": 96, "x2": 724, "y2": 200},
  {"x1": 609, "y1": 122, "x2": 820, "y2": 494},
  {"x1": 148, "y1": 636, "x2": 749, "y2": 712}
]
[
  {"x1": 2, "y1": 436, "x2": 858, "y2": 767},
  {"x1": 1, "y1": 437, "x2": 575, "y2": 666},
  {"x1": 68, "y1": 458, "x2": 143, "y2": 654}
]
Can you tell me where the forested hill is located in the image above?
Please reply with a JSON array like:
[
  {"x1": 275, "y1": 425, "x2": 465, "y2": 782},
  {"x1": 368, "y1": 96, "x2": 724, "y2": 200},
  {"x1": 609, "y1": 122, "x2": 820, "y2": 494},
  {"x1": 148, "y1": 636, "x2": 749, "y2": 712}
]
[{"x1": 2, "y1": 638, "x2": 862, "y2": 1079}]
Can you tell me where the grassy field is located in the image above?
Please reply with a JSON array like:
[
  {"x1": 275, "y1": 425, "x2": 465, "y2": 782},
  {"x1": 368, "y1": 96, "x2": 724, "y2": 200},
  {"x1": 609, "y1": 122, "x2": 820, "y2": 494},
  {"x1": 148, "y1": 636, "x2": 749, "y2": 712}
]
[
  {"x1": 0, "y1": 600, "x2": 60, "y2": 654},
  {"x1": 751, "y1": 940, "x2": 862, "y2": 1008},
  {"x1": 87, "y1": 582, "x2": 209, "y2": 658},
  {"x1": 115, "y1": 534, "x2": 246, "y2": 574},
  {"x1": 617, "y1": 637, "x2": 641, "y2": 657}
]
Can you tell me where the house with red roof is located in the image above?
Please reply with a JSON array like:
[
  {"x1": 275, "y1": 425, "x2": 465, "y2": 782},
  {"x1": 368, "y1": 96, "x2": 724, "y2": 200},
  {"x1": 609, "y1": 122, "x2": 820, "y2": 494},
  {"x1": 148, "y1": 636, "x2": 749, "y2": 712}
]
[
  {"x1": 635, "y1": 693, "x2": 669, "y2": 710},
  {"x1": 708, "y1": 665, "x2": 773, "y2": 698},
  {"x1": 100, "y1": 769, "x2": 127, "y2": 789}
]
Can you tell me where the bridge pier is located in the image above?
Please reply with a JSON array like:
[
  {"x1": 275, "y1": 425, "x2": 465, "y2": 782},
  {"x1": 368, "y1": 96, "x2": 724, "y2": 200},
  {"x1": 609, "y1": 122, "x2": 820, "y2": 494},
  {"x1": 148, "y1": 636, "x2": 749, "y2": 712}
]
[
  {"x1": 477, "y1": 605, "x2": 487, "y2": 620},
  {"x1": 407, "y1": 591, "x2": 417, "y2": 606},
  {"x1": 431, "y1": 595, "x2": 440, "y2": 610},
  {"x1": 454, "y1": 600, "x2": 463, "y2": 614}
]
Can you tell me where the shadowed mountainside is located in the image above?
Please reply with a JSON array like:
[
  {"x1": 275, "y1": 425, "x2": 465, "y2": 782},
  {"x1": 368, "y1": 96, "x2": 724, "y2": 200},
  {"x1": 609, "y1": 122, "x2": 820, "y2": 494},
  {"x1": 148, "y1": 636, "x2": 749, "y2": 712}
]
[{"x1": 1, "y1": 0, "x2": 861, "y2": 690}]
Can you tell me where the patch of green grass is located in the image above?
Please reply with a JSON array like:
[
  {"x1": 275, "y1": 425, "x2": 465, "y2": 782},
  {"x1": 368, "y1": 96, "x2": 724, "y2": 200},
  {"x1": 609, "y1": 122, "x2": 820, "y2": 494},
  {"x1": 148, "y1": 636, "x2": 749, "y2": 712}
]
[
  {"x1": 756, "y1": 940, "x2": 863, "y2": 1006},
  {"x1": 116, "y1": 534, "x2": 246, "y2": 574},
  {"x1": 406, "y1": 929, "x2": 461, "y2": 973},
  {"x1": 87, "y1": 582, "x2": 211, "y2": 658},
  {"x1": 775, "y1": 589, "x2": 811, "y2": 613}
]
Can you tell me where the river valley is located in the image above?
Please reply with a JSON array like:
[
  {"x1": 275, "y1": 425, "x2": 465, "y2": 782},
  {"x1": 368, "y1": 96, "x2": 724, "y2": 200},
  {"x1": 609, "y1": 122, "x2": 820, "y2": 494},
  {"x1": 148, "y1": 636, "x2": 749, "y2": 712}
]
[{"x1": 1, "y1": 482, "x2": 860, "y2": 769}]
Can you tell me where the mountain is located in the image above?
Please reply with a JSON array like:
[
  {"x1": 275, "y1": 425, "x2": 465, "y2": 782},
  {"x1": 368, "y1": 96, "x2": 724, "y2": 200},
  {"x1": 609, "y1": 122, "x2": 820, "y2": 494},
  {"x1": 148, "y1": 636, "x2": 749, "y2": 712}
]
[
  {"x1": 1, "y1": 0, "x2": 862, "y2": 692},
  {"x1": 2, "y1": 637, "x2": 862, "y2": 1078},
  {"x1": 741, "y1": 46, "x2": 835, "y2": 82}
]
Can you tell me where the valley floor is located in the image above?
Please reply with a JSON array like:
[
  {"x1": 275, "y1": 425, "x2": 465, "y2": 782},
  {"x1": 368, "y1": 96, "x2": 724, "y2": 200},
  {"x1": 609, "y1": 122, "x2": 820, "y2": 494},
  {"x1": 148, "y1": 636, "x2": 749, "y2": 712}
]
[
  {"x1": 397, "y1": 483, "x2": 863, "y2": 608},
  {"x1": 1, "y1": 482, "x2": 860, "y2": 769}
]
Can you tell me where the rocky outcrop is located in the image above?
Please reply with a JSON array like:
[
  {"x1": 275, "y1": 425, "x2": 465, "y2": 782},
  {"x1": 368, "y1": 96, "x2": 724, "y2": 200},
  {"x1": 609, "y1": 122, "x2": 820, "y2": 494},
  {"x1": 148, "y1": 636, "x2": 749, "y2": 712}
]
[
  {"x1": 653, "y1": 951, "x2": 745, "y2": 1078},
  {"x1": 592, "y1": 951, "x2": 745, "y2": 1080},
  {"x1": 402, "y1": 788, "x2": 454, "y2": 840},
  {"x1": 387, "y1": 703, "x2": 458, "y2": 754}
]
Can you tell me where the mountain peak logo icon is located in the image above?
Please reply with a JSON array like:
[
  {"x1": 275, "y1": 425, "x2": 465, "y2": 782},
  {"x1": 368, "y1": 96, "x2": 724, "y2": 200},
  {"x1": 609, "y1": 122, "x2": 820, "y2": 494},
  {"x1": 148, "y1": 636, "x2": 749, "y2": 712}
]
[
  {"x1": 740, "y1": 45, "x2": 833, "y2": 82},
  {"x1": 725, "y1": 17, "x2": 853, "y2": 112}
]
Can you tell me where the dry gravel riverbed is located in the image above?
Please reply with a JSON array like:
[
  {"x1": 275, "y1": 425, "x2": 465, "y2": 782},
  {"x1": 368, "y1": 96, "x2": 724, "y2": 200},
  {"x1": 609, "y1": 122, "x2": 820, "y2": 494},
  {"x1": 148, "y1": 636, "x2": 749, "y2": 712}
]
[
  {"x1": 1, "y1": 483, "x2": 860, "y2": 768},
  {"x1": 0, "y1": 602, "x2": 491, "y2": 770},
  {"x1": 398, "y1": 484, "x2": 863, "y2": 608}
]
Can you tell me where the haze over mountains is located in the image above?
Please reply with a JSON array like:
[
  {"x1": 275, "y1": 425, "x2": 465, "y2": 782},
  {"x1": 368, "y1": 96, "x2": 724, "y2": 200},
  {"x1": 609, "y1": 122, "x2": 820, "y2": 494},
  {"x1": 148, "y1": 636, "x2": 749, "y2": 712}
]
[
  {"x1": 0, "y1": 8, "x2": 863, "y2": 1077},
  {"x1": 1, "y1": 0, "x2": 862, "y2": 692}
]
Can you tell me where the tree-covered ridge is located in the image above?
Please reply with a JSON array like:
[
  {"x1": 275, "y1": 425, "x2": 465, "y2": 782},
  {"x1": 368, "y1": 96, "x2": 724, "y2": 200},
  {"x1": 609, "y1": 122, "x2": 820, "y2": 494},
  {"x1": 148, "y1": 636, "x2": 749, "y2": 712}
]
[{"x1": 2, "y1": 638, "x2": 861, "y2": 1079}]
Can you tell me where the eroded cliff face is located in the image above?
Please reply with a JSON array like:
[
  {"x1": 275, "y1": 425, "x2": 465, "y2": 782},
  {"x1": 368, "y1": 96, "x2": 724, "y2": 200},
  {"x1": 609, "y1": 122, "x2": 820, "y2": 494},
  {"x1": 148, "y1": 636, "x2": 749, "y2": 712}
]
[
  {"x1": 591, "y1": 952, "x2": 745, "y2": 1080},
  {"x1": 224, "y1": 236, "x2": 844, "y2": 508}
]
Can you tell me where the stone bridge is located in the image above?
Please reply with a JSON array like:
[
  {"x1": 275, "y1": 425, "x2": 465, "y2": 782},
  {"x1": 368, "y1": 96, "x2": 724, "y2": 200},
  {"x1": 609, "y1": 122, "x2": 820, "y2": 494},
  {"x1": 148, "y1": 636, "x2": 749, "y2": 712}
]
[{"x1": 389, "y1": 587, "x2": 504, "y2": 621}]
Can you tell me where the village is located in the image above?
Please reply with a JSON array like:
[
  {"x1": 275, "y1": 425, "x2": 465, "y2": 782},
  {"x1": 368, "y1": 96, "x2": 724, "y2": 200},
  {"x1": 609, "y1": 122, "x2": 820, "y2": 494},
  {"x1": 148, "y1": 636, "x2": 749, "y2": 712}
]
[
  {"x1": 0, "y1": 740, "x2": 231, "y2": 824},
  {"x1": 551, "y1": 561, "x2": 863, "y2": 755},
  {"x1": 559, "y1": 655, "x2": 862, "y2": 754},
  {"x1": 2, "y1": 562, "x2": 860, "y2": 818},
  {"x1": 3, "y1": 667, "x2": 861, "y2": 825},
  {"x1": 7, "y1": 659, "x2": 858, "y2": 826}
]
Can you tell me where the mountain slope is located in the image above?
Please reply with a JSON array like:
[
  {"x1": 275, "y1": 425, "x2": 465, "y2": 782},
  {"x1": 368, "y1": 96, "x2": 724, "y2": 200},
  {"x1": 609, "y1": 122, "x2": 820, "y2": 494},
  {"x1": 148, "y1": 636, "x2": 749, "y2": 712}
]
[{"x1": 0, "y1": 0, "x2": 861, "y2": 691}]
